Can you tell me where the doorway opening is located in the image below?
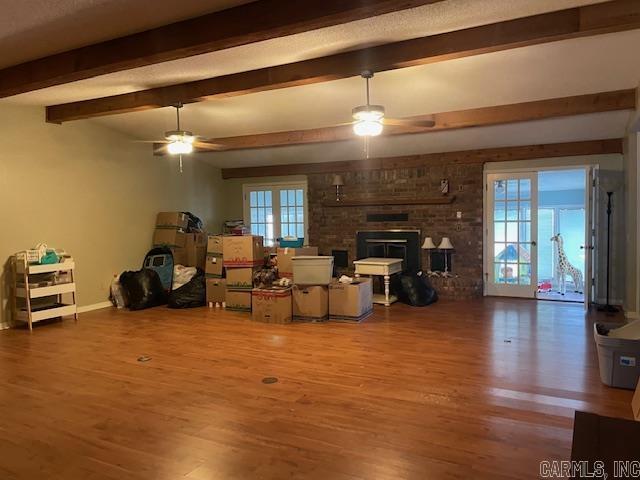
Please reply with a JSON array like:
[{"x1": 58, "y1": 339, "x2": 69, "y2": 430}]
[
  {"x1": 485, "y1": 166, "x2": 595, "y2": 307},
  {"x1": 536, "y1": 170, "x2": 586, "y2": 303}
]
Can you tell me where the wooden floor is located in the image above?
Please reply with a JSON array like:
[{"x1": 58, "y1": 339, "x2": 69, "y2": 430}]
[{"x1": 0, "y1": 299, "x2": 633, "y2": 480}]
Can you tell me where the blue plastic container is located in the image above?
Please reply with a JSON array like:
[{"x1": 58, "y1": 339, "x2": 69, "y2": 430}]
[{"x1": 278, "y1": 237, "x2": 304, "y2": 248}]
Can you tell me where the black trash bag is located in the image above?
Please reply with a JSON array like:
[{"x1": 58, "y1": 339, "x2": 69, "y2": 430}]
[
  {"x1": 168, "y1": 269, "x2": 206, "y2": 309},
  {"x1": 183, "y1": 212, "x2": 203, "y2": 233},
  {"x1": 119, "y1": 269, "x2": 167, "y2": 311},
  {"x1": 397, "y1": 273, "x2": 438, "y2": 307}
]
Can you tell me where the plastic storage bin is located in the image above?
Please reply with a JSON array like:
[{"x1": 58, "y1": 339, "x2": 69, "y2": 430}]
[
  {"x1": 594, "y1": 322, "x2": 640, "y2": 389},
  {"x1": 291, "y1": 256, "x2": 334, "y2": 285},
  {"x1": 278, "y1": 237, "x2": 304, "y2": 248}
]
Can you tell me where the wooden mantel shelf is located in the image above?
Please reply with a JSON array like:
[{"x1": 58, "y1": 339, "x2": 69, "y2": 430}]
[{"x1": 323, "y1": 196, "x2": 455, "y2": 207}]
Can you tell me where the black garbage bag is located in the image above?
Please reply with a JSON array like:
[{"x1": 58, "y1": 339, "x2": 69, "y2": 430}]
[
  {"x1": 184, "y1": 212, "x2": 203, "y2": 233},
  {"x1": 168, "y1": 269, "x2": 206, "y2": 308},
  {"x1": 397, "y1": 273, "x2": 438, "y2": 307},
  {"x1": 119, "y1": 269, "x2": 167, "y2": 311}
]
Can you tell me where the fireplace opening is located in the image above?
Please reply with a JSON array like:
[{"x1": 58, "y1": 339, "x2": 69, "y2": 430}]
[{"x1": 356, "y1": 230, "x2": 421, "y2": 273}]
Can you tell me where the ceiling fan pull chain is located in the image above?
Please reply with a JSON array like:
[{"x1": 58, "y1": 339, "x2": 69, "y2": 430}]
[{"x1": 179, "y1": 154, "x2": 183, "y2": 173}]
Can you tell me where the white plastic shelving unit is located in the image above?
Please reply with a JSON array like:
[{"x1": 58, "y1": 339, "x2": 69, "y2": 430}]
[{"x1": 12, "y1": 256, "x2": 78, "y2": 332}]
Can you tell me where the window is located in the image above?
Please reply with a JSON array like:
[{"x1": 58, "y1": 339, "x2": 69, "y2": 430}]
[{"x1": 243, "y1": 182, "x2": 308, "y2": 246}]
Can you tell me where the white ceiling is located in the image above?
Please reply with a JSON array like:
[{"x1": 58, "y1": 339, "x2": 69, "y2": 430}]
[{"x1": 1, "y1": 0, "x2": 636, "y2": 169}]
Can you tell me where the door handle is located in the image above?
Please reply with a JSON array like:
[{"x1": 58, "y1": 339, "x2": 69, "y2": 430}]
[
  {"x1": 530, "y1": 241, "x2": 537, "y2": 246},
  {"x1": 580, "y1": 245, "x2": 594, "y2": 250}
]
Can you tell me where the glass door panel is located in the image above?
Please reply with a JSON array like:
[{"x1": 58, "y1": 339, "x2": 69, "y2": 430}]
[{"x1": 486, "y1": 173, "x2": 538, "y2": 297}]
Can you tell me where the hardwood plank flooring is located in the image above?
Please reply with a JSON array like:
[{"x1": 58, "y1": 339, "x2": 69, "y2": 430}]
[{"x1": 0, "y1": 298, "x2": 633, "y2": 479}]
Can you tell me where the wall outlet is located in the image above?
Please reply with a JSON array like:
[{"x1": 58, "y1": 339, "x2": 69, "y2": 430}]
[{"x1": 458, "y1": 185, "x2": 464, "y2": 191}]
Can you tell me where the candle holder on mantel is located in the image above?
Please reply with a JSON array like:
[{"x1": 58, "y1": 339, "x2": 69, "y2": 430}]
[{"x1": 332, "y1": 174, "x2": 344, "y2": 202}]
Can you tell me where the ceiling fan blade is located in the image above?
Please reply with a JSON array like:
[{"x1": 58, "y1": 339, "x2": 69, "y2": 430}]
[
  {"x1": 134, "y1": 139, "x2": 170, "y2": 143},
  {"x1": 383, "y1": 117, "x2": 435, "y2": 128},
  {"x1": 193, "y1": 140, "x2": 227, "y2": 151}
]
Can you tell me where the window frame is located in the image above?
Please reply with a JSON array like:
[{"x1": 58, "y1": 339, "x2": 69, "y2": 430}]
[{"x1": 242, "y1": 180, "x2": 309, "y2": 246}]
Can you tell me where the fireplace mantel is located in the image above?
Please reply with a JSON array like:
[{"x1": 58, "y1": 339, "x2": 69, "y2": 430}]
[{"x1": 323, "y1": 196, "x2": 455, "y2": 207}]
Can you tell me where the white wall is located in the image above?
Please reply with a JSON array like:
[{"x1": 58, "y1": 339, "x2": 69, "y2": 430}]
[{"x1": 0, "y1": 104, "x2": 226, "y2": 328}]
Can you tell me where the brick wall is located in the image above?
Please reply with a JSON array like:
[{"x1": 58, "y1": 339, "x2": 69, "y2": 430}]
[{"x1": 307, "y1": 159, "x2": 484, "y2": 299}]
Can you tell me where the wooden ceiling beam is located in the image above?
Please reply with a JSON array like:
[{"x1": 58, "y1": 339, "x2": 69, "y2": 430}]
[
  {"x1": 0, "y1": 0, "x2": 443, "y2": 98},
  {"x1": 46, "y1": 0, "x2": 640, "y2": 123},
  {"x1": 152, "y1": 89, "x2": 635, "y2": 154},
  {"x1": 220, "y1": 139, "x2": 624, "y2": 179}
]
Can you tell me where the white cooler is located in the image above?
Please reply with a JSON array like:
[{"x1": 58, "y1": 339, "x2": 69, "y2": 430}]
[{"x1": 291, "y1": 256, "x2": 334, "y2": 285}]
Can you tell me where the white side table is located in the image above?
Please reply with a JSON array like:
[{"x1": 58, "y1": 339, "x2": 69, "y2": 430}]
[{"x1": 353, "y1": 257, "x2": 403, "y2": 307}]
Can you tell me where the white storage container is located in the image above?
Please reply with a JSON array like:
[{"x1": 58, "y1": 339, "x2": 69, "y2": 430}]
[
  {"x1": 594, "y1": 322, "x2": 640, "y2": 389},
  {"x1": 291, "y1": 256, "x2": 334, "y2": 285}
]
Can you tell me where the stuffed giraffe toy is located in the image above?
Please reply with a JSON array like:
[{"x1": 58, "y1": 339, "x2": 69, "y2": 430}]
[{"x1": 550, "y1": 233, "x2": 583, "y2": 294}]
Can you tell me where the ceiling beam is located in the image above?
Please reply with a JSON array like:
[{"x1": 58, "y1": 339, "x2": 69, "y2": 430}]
[
  {"x1": 0, "y1": 0, "x2": 442, "y2": 99},
  {"x1": 46, "y1": 0, "x2": 640, "y2": 123},
  {"x1": 152, "y1": 89, "x2": 635, "y2": 153},
  {"x1": 220, "y1": 139, "x2": 624, "y2": 179}
]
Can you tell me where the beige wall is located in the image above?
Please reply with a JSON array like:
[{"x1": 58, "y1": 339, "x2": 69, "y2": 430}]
[{"x1": 0, "y1": 104, "x2": 225, "y2": 328}]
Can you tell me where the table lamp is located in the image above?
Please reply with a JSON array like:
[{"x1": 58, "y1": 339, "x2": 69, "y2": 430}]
[
  {"x1": 438, "y1": 237, "x2": 454, "y2": 277},
  {"x1": 421, "y1": 237, "x2": 436, "y2": 274}
]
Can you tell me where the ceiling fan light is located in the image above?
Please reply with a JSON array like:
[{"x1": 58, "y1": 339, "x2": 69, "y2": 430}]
[
  {"x1": 167, "y1": 140, "x2": 194, "y2": 155},
  {"x1": 352, "y1": 105, "x2": 385, "y2": 122},
  {"x1": 353, "y1": 120, "x2": 383, "y2": 137}
]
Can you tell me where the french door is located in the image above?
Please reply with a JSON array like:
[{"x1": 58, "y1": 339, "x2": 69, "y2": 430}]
[
  {"x1": 486, "y1": 173, "x2": 538, "y2": 297},
  {"x1": 583, "y1": 167, "x2": 597, "y2": 308}
]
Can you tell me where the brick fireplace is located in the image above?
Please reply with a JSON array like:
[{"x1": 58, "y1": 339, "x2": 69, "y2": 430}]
[{"x1": 307, "y1": 157, "x2": 484, "y2": 299}]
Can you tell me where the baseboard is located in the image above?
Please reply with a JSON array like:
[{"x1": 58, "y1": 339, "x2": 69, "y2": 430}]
[
  {"x1": 77, "y1": 301, "x2": 113, "y2": 314},
  {"x1": 595, "y1": 298, "x2": 624, "y2": 306}
]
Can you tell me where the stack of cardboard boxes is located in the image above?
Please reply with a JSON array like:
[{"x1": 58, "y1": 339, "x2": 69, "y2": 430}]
[
  {"x1": 205, "y1": 235, "x2": 225, "y2": 307},
  {"x1": 152, "y1": 212, "x2": 206, "y2": 268},
  {"x1": 223, "y1": 235, "x2": 264, "y2": 312}
]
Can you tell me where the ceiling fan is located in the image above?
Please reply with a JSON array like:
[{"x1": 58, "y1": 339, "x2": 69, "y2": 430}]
[
  {"x1": 143, "y1": 103, "x2": 222, "y2": 172},
  {"x1": 346, "y1": 70, "x2": 435, "y2": 137}
]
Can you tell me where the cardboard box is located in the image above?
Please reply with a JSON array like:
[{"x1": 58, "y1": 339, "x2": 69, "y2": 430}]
[
  {"x1": 156, "y1": 211, "x2": 188, "y2": 229},
  {"x1": 633, "y1": 379, "x2": 640, "y2": 421},
  {"x1": 277, "y1": 246, "x2": 319, "y2": 277},
  {"x1": 185, "y1": 232, "x2": 207, "y2": 248},
  {"x1": 225, "y1": 289, "x2": 252, "y2": 312},
  {"x1": 170, "y1": 247, "x2": 187, "y2": 266},
  {"x1": 206, "y1": 278, "x2": 226, "y2": 304},
  {"x1": 293, "y1": 285, "x2": 328, "y2": 322},
  {"x1": 185, "y1": 245, "x2": 206, "y2": 269},
  {"x1": 329, "y1": 278, "x2": 373, "y2": 322},
  {"x1": 207, "y1": 235, "x2": 224, "y2": 255},
  {"x1": 252, "y1": 288, "x2": 292, "y2": 323},
  {"x1": 226, "y1": 266, "x2": 260, "y2": 290},
  {"x1": 223, "y1": 235, "x2": 264, "y2": 267},
  {"x1": 153, "y1": 228, "x2": 186, "y2": 248},
  {"x1": 205, "y1": 254, "x2": 224, "y2": 277}
]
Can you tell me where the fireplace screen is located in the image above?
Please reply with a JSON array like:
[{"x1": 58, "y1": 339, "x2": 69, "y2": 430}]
[{"x1": 356, "y1": 230, "x2": 421, "y2": 273}]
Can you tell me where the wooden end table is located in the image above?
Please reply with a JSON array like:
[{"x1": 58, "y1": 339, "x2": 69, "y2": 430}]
[{"x1": 353, "y1": 257, "x2": 403, "y2": 307}]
